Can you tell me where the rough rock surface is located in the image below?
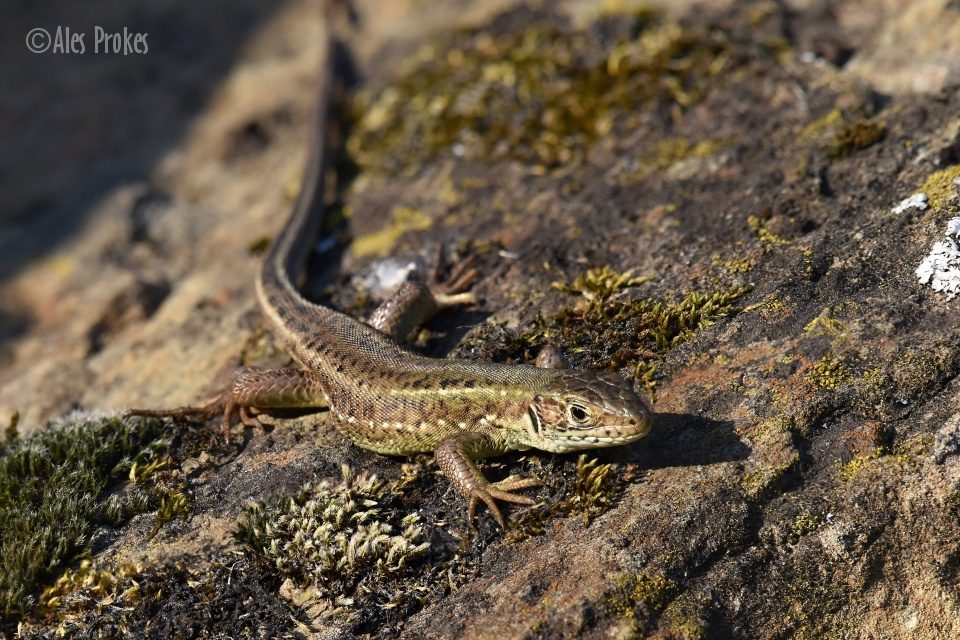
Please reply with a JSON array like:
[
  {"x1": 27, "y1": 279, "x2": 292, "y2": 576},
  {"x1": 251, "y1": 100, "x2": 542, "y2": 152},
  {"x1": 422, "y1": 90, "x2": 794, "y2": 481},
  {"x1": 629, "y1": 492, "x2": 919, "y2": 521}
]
[{"x1": 5, "y1": 0, "x2": 960, "y2": 638}]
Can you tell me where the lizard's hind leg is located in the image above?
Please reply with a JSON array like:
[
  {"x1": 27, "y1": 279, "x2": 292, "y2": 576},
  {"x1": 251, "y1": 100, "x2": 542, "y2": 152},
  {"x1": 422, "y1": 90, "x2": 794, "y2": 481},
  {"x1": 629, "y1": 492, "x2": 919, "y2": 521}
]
[
  {"x1": 367, "y1": 249, "x2": 479, "y2": 343},
  {"x1": 127, "y1": 367, "x2": 326, "y2": 441}
]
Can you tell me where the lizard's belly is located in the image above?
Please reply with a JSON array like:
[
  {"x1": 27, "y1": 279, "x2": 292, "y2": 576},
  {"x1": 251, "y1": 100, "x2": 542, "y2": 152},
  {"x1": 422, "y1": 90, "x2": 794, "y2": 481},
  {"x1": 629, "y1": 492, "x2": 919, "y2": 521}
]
[{"x1": 330, "y1": 413, "x2": 460, "y2": 456}]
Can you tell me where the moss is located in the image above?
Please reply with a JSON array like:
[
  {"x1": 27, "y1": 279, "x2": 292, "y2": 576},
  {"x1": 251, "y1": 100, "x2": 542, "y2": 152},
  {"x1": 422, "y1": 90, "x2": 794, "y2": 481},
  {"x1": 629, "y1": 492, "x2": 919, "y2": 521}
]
[
  {"x1": 3, "y1": 410, "x2": 19, "y2": 445},
  {"x1": 605, "y1": 572, "x2": 679, "y2": 637},
  {"x1": 39, "y1": 559, "x2": 141, "y2": 612},
  {"x1": 804, "y1": 356, "x2": 849, "y2": 391},
  {"x1": 741, "y1": 454, "x2": 799, "y2": 500},
  {"x1": 0, "y1": 413, "x2": 164, "y2": 619},
  {"x1": 783, "y1": 564, "x2": 859, "y2": 640},
  {"x1": 747, "y1": 215, "x2": 792, "y2": 245},
  {"x1": 350, "y1": 205, "x2": 433, "y2": 258},
  {"x1": 21, "y1": 553, "x2": 301, "y2": 638},
  {"x1": 919, "y1": 164, "x2": 960, "y2": 210},
  {"x1": 649, "y1": 137, "x2": 726, "y2": 170},
  {"x1": 723, "y1": 256, "x2": 756, "y2": 274},
  {"x1": 798, "y1": 108, "x2": 843, "y2": 142},
  {"x1": 235, "y1": 464, "x2": 433, "y2": 622},
  {"x1": 618, "y1": 136, "x2": 728, "y2": 182},
  {"x1": 551, "y1": 265, "x2": 649, "y2": 300},
  {"x1": 659, "y1": 597, "x2": 707, "y2": 639},
  {"x1": 835, "y1": 449, "x2": 881, "y2": 482},
  {"x1": 247, "y1": 235, "x2": 271, "y2": 256},
  {"x1": 802, "y1": 310, "x2": 844, "y2": 337},
  {"x1": 789, "y1": 511, "x2": 822, "y2": 544},
  {"x1": 827, "y1": 119, "x2": 886, "y2": 159},
  {"x1": 836, "y1": 435, "x2": 932, "y2": 483},
  {"x1": 348, "y1": 9, "x2": 738, "y2": 173},
  {"x1": 892, "y1": 343, "x2": 960, "y2": 407},
  {"x1": 151, "y1": 487, "x2": 190, "y2": 538},
  {"x1": 504, "y1": 268, "x2": 749, "y2": 394},
  {"x1": 505, "y1": 455, "x2": 624, "y2": 543},
  {"x1": 852, "y1": 366, "x2": 891, "y2": 419}
]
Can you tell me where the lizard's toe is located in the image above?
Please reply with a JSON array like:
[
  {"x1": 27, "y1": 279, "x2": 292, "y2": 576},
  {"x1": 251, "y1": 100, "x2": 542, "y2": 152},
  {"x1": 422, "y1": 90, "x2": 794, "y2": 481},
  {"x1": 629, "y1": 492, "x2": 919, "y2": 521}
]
[{"x1": 466, "y1": 478, "x2": 540, "y2": 528}]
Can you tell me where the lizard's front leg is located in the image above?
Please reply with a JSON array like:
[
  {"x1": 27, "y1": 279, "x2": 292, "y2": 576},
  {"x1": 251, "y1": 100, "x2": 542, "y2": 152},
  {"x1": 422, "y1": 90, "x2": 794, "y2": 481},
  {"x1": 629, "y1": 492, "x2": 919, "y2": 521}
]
[
  {"x1": 127, "y1": 367, "x2": 326, "y2": 440},
  {"x1": 434, "y1": 431, "x2": 540, "y2": 527}
]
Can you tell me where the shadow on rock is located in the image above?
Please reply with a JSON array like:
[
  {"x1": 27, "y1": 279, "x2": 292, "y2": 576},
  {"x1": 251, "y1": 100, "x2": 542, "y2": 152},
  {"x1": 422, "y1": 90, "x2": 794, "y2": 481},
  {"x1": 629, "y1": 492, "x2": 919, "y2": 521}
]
[{"x1": 620, "y1": 412, "x2": 750, "y2": 470}]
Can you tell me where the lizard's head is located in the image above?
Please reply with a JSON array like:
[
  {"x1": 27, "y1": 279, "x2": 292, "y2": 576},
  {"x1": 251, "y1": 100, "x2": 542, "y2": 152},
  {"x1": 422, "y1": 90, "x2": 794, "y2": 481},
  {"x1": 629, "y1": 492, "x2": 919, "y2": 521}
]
[{"x1": 525, "y1": 371, "x2": 651, "y2": 453}]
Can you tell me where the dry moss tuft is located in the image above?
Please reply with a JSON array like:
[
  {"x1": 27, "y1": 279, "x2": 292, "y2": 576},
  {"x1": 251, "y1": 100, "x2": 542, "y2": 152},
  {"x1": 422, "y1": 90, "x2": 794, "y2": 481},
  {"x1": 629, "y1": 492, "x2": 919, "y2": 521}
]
[{"x1": 235, "y1": 464, "x2": 433, "y2": 621}]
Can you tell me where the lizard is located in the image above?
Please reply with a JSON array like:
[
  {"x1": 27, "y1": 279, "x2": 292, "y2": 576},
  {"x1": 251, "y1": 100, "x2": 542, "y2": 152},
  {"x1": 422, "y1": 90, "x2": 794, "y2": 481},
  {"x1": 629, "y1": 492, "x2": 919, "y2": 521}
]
[{"x1": 128, "y1": 21, "x2": 651, "y2": 528}]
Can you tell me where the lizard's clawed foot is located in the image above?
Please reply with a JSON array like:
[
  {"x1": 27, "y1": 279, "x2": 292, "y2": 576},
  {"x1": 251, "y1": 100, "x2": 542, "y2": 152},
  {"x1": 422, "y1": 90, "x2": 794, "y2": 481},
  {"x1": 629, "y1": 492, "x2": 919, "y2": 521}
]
[
  {"x1": 428, "y1": 245, "x2": 479, "y2": 307},
  {"x1": 467, "y1": 475, "x2": 541, "y2": 528},
  {"x1": 127, "y1": 395, "x2": 242, "y2": 443}
]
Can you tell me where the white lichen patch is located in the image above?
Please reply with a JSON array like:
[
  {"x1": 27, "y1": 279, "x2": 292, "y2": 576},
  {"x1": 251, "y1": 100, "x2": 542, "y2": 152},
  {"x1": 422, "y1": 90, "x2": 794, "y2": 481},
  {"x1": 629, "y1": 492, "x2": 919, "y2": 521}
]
[
  {"x1": 916, "y1": 216, "x2": 960, "y2": 299},
  {"x1": 891, "y1": 192, "x2": 928, "y2": 214}
]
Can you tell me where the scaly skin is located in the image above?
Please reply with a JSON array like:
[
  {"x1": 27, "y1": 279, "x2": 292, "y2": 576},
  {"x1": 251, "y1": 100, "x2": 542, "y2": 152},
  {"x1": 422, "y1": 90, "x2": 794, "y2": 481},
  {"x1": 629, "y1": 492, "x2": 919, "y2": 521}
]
[{"x1": 129, "y1": 22, "x2": 651, "y2": 527}]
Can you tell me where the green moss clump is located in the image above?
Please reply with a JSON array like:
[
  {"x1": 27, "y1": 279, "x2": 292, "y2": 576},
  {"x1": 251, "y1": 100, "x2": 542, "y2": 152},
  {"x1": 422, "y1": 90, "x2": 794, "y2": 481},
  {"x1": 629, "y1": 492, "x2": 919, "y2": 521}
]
[
  {"x1": 247, "y1": 235, "x2": 271, "y2": 256},
  {"x1": 827, "y1": 119, "x2": 886, "y2": 159},
  {"x1": 741, "y1": 454, "x2": 799, "y2": 500},
  {"x1": 524, "y1": 270, "x2": 749, "y2": 393},
  {"x1": 348, "y1": 10, "x2": 737, "y2": 173},
  {"x1": 350, "y1": 206, "x2": 433, "y2": 258},
  {"x1": 235, "y1": 464, "x2": 432, "y2": 621},
  {"x1": 804, "y1": 356, "x2": 848, "y2": 391},
  {"x1": 920, "y1": 164, "x2": 960, "y2": 210},
  {"x1": 605, "y1": 572, "x2": 679, "y2": 636},
  {"x1": 789, "y1": 511, "x2": 822, "y2": 544},
  {"x1": 506, "y1": 455, "x2": 623, "y2": 543},
  {"x1": 551, "y1": 265, "x2": 649, "y2": 299},
  {"x1": 0, "y1": 413, "x2": 163, "y2": 619},
  {"x1": 747, "y1": 215, "x2": 792, "y2": 245}
]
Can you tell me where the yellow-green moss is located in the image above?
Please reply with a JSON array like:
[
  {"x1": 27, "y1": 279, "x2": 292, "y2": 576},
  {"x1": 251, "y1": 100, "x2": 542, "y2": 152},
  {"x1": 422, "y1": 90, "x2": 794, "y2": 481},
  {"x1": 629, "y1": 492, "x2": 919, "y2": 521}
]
[
  {"x1": 804, "y1": 356, "x2": 849, "y2": 391},
  {"x1": 506, "y1": 455, "x2": 623, "y2": 543},
  {"x1": 784, "y1": 567, "x2": 859, "y2": 640},
  {"x1": 350, "y1": 206, "x2": 433, "y2": 258},
  {"x1": 828, "y1": 119, "x2": 886, "y2": 159},
  {"x1": 747, "y1": 215, "x2": 792, "y2": 245},
  {"x1": 348, "y1": 10, "x2": 736, "y2": 173},
  {"x1": 798, "y1": 108, "x2": 843, "y2": 142},
  {"x1": 789, "y1": 511, "x2": 822, "y2": 543},
  {"x1": 605, "y1": 572, "x2": 679, "y2": 637},
  {"x1": 648, "y1": 137, "x2": 726, "y2": 170},
  {"x1": 551, "y1": 265, "x2": 649, "y2": 299},
  {"x1": 919, "y1": 164, "x2": 960, "y2": 210},
  {"x1": 39, "y1": 559, "x2": 141, "y2": 611},
  {"x1": 741, "y1": 454, "x2": 799, "y2": 499},
  {"x1": 724, "y1": 256, "x2": 757, "y2": 274},
  {"x1": 835, "y1": 449, "x2": 880, "y2": 482},
  {"x1": 525, "y1": 271, "x2": 749, "y2": 393},
  {"x1": 803, "y1": 310, "x2": 845, "y2": 337}
]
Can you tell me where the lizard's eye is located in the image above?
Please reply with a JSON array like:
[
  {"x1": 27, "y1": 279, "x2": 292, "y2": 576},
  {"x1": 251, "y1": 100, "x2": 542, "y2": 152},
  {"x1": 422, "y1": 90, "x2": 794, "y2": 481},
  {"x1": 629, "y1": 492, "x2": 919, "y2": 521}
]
[{"x1": 568, "y1": 404, "x2": 590, "y2": 424}]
